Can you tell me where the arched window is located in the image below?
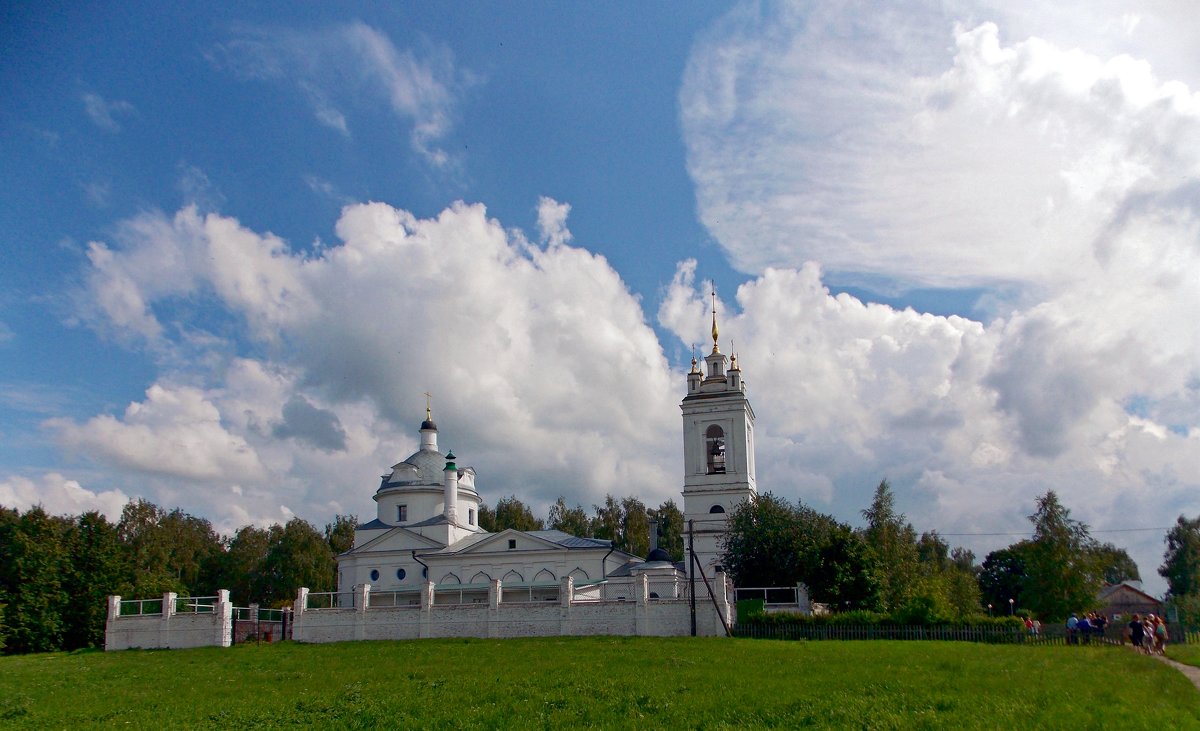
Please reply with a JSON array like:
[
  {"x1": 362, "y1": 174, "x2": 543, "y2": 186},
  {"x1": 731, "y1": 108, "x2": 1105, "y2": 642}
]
[
  {"x1": 569, "y1": 567, "x2": 589, "y2": 580},
  {"x1": 439, "y1": 572, "x2": 461, "y2": 586},
  {"x1": 534, "y1": 568, "x2": 556, "y2": 583},
  {"x1": 706, "y1": 425, "x2": 726, "y2": 474},
  {"x1": 470, "y1": 571, "x2": 492, "y2": 584},
  {"x1": 709, "y1": 504, "x2": 726, "y2": 514},
  {"x1": 503, "y1": 570, "x2": 524, "y2": 584}
]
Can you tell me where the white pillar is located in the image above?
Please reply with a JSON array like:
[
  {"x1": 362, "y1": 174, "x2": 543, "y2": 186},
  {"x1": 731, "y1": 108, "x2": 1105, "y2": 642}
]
[
  {"x1": 796, "y1": 582, "x2": 811, "y2": 615},
  {"x1": 161, "y1": 592, "x2": 177, "y2": 648},
  {"x1": 488, "y1": 579, "x2": 502, "y2": 639},
  {"x1": 714, "y1": 569, "x2": 730, "y2": 633},
  {"x1": 559, "y1": 576, "x2": 574, "y2": 636},
  {"x1": 634, "y1": 574, "x2": 650, "y2": 637},
  {"x1": 636, "y1": 574, "x2": 649, "y2": 606},
  {"x1": 293, "y1": 587, "x2": 309, "y2": 642},
  {"x1": 216, "y1": 590, "x2": 233, "y2": 648},
  {"x1": 420, "y1": 581, "x2": 435, "y2": 639},
  {"x1": 104, "y1": 595, "x2": 122, "y2": 652},
  {"x1": 560, "y1": 576, "x2": 574, "y2": 608},
  {"x1": 354, "y1": 584, "x2": 370, "y2": 640},
  {"x1": 443, "y1": 457, "x2": 459, "y2": 524}
]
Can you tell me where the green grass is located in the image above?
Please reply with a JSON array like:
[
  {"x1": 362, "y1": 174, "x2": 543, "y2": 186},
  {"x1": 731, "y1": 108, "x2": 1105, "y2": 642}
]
[
  {"x1": 2, "y1": 637, "x2": 1198, "y2": 728},
  {"x1": 1168, "y1": 644, "x2": 1200, "y2": 669}
]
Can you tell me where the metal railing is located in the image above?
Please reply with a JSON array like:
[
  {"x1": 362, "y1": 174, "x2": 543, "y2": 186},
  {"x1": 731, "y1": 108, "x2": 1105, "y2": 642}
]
[
  {"x1": 647, "y1": 579, "x2": 689, "y2": 601},
  {"x1": 175, "y1": 595, "x2": 218, "y2": 614},
  {"x1": 305, "y1": 591, "x2": 356, "y2": 609},
  {"x1": 500, "y1": 582, "x2": 560, "y2": 604},
  {"x1": 118, "y1": 598, "x2": 164, "y2": 616},
  {"x1": 368, "y1": 589, "x2": 423, "y2": 608},
  {"x1": 233, "y1": 606, "x2": 287, "y2": 622},
  {"x1": 433, "y1": 584, "x2": 489, "y2": 606},
  {"x1": 573, "y1": 579, "x2": 641, "y2": 602},
  {"x1": 734, "y1": 587, "x2": 799, "y2": 606}
]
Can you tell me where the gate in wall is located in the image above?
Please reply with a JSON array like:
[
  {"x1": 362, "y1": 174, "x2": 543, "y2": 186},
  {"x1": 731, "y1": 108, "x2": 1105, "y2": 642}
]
[{"x1": 232, "y1": 605, "x2": 292, "y2": 643}]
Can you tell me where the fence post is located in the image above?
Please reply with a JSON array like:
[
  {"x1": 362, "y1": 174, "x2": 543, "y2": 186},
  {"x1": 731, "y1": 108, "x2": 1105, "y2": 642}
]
[
  {"x1": 488, "y1": 579, "x2": 502, "y2": 639},
  {"x1": 634, "y1": 574, "x2": 650, "y2": 637},
  {"x1": 291, "y1": 588, "x2": 308, "y2": 642},
  {"x1": 796, "y1": 583, "x2": 811, "y2": 614},
  {"x1": 216, "y1": 590, "x2": 232, "y2": 648},
  {"x1": 354, "y1": 584, "x2": 370, "y2": 640},
  {"x1": 249, "y1": 603, "x2": 260, "y2": 643},
  {"x1": 159, "y1": 592, "x2": 177, "y2": 648},
  {"x1": 559, "y1": 576, "x2": 574, "y2": 636},
  {"x1": 104, "y1": 595, "x2": 121, "y2": 651},
  {"x1": 420, "y1": 580, "x2": 434, "y2": 639}
]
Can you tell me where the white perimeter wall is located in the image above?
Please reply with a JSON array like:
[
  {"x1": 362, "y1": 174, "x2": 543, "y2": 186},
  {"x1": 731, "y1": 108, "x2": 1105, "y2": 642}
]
[
  {"x1": 105, "y1": 592, "x2": 233, "y2": 651},
  {"x1": 293, "y1": 574, "x2": 730, "y2": 643},
  {"x1": 105, "y1": 576, "x2": 731, "y2": 651}
]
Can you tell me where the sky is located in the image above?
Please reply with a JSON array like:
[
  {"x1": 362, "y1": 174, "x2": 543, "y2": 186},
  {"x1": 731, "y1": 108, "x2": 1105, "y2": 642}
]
[{"x1": 2, "y1": 1, "x2": 1198, "y2": 597}]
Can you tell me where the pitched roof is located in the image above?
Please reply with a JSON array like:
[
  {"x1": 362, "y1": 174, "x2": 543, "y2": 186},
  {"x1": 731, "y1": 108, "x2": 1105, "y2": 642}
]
[{"x1": 1097, "y1": 580, "x2": 1160, "y2": 604}]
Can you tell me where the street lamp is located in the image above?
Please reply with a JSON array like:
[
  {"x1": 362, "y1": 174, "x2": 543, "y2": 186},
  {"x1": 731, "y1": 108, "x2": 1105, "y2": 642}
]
[
  {"x1": 1009, "y1": 598, "x2": 1014, "y2": 615},
  {"x1": 988, "y1": 604, "x2": 993, "y2": 617}
]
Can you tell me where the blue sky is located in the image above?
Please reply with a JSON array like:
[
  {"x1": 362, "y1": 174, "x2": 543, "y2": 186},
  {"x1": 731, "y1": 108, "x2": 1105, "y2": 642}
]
[{"x1": 3, "y1": 1, "x2": 1199, "y2": 596}]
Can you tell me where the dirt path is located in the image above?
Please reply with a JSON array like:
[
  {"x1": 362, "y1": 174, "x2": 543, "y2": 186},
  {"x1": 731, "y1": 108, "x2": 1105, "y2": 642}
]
[{"x1": 1155, "y1": 653, "x2": 1200, "y2": 691}]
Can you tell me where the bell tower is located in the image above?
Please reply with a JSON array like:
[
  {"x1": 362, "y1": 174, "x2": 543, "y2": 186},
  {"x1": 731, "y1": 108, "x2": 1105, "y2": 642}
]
[{"x1": 681, "y1": 290, "x2": 756, "y2": 578}]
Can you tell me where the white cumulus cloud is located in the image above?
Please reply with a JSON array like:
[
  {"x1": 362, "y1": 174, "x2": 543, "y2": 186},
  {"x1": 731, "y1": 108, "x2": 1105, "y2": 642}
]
[{"x1": 0, "y1": 472, "x2": 129, "y2": 519}]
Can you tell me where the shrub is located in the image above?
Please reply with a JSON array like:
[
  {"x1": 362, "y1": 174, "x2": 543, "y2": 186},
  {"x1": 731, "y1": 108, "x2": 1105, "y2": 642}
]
[{"x1": 740, "y1": 608, "x2": 1025, "y2": 630}]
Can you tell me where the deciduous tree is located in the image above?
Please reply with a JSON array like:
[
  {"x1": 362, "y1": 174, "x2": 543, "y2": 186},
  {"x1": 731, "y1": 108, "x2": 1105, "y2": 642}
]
[
  {"x1": 325, "y1": 514, "x2": 357, "y2": 556},
  {"x1": 1023, "y1": 491, "x2": 1099, "y2": 621},
  {"x1": 483, "y1": 496, "x2": 544, "y2": 532},
  {"x1": 1161, "y1": 515, "x2": 1200, "y2": 598},
  {"x1": 860, "y1": 480, "x2": 919, "y2": 612},
  {"x1": 620, "y1": 497, "x2": 650, "y2": 557},
  {"x1": 62, "y1": 511, "x2": 128, "y2": 649},
  {"x1": 548, "y1": 497, "x2": 591, "y2": 538},
  {"x1": 721, "y1": 493, "x2": 876, "y2": 608},
  {"x1": 650, "y1": 499, "x2": 685, "y2": 562}
]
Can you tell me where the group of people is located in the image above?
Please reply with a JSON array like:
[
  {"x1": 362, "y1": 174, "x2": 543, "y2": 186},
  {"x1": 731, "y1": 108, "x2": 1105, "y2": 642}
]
[
  {"x1": 1126, "y1": 613, "x2": 1169, "y2": 655},
  {"x1": 1065, "y1": 612, "x2": 1109, "y2": 644}
]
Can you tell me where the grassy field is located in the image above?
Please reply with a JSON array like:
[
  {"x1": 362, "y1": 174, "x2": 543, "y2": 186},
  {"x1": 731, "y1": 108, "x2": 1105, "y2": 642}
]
[
  {"x1": 1169, "y1": 644, "x2": 1200, "y2": 669},
  {"x1": 2, "y1": 637, "x2": 1198, "y2": 728}
]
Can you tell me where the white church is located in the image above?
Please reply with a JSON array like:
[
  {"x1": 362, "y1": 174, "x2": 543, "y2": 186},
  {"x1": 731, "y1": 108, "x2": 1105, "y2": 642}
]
[
  {"x1": 335, "y1": 308, "x2": 758, "y2": 600},
  {"x1": 105, "y1": 310, "x2": 760, "y2": 648}
]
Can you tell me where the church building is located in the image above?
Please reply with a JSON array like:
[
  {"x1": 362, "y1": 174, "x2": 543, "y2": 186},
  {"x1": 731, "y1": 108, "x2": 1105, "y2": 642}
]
[
  {"x1": 681, "y1": 302, "x2": 757, "y2": 577},
  {"x1": 336, "y1": 407, "x2": 645, "y2": 603},
  {"x1": 337, "y1": 303, "x2": 757, "y2": 601}
]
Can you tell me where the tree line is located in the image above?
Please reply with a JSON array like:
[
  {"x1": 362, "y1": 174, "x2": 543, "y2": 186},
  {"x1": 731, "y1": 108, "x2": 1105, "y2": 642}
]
[
  {"x1": 483, "y1": 495, "x2": 685, "y2": 562},
  {"x1": 0, "y1": 493, "x2": 683, "y2": 655},
  {"x1": 0, "y1": 500, "x2": 357, "y2": 654},
  {"x1": 722, "y1": 482, "x2": 1141, "y2": 624}
]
